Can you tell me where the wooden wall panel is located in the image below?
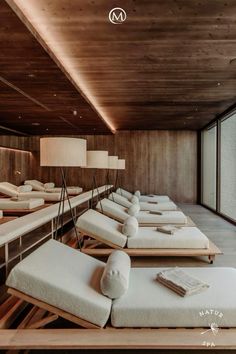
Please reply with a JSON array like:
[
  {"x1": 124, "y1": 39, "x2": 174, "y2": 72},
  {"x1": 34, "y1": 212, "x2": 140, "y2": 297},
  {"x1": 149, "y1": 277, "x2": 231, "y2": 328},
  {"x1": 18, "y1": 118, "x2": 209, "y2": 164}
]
[
  {"x1": 0, "y1": 131, "x2": 197, "y2": 202},
  {"x1": 28, "y1": 131, "x2": 197, "y2": 203}
]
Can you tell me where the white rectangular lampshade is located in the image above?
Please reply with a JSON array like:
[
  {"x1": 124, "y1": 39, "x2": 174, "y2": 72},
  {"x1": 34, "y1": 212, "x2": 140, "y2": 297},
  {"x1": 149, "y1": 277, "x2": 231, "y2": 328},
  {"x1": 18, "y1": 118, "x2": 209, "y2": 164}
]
[
  {"x1": 108, "y1": 156, "x2": 118, "y2": 169},
  {"x1": 40, "y1": 137, "x2": 87, "y2": 167},
  {"x1": 86, "y1": 151, "x2": 108, "y2": 169},
  {"x1": 117, "y1": 159, "x2": 125, "y2": 170}
]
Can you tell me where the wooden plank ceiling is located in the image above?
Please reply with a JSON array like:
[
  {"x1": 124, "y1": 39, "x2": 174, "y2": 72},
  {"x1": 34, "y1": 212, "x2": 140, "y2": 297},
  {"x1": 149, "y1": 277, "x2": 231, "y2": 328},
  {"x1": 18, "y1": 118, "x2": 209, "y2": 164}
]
[
  {"x1": 3, "y1": 0, "x2": 236, "y2": 132},
  {"x1": 0, "y1": 1, "x2": 112, "y2": 135}
]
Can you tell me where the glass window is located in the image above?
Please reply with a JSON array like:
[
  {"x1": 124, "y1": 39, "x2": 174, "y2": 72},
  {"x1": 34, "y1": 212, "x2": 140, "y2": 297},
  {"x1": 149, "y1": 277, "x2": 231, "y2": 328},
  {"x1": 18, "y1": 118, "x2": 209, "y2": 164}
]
[
  {"x1": 220, "y1": 114, "x2": 236, "y2": 221},
  {"x1": 202, "y1": 124, "x2": 217, "y2": 210}
]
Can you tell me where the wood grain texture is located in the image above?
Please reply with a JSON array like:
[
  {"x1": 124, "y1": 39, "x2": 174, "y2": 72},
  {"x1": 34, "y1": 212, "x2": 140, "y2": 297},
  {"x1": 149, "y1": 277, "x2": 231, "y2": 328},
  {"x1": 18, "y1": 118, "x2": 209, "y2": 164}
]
[
  {"x1": 6, "y1": 0, "x2": 236, "y2": 131},
  {"x1": 28, "y1": 131, "x2": 197, "y2": 203},
  {"x1": 0, "y1": 1, "x2": 111, "y2": 135}
]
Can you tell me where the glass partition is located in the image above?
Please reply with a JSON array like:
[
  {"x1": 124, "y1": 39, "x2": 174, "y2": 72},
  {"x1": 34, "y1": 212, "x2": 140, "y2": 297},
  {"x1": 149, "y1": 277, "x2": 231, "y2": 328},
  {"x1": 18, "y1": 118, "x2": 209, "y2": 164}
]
[{"x1": 220, "y1": 114, "x2": 236, "y2": 221}]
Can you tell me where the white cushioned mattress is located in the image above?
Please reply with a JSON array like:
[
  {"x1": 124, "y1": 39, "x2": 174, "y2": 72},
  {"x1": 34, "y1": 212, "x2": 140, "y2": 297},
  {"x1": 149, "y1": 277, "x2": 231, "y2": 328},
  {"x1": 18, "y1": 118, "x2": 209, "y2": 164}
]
[
  {"x1": 128, "y1": 227, "x2": 209, "y2": 249},
  {"x1": 139, "y1": 201, "x2": 177, "y2": 211},
  {"x1": 140, "y1": 195, "x2": 170, "y2": 202},
  {"x1": 6, "y1": 240, "x2": 112, "y2": 327},
  {"x1": 76, "y1": 209, "x2": 127, "y2": 248},
  {"x1": 97, "y1": 198, "x2": 187, "y2": 224},
  {"x1": 111, "y1": 267, "x2": 236, "y2": 327},
  {"x1": 46, "y1": 187, "x2": 82, "y2": 195},
  {"x1": 0, "y1": 198, "x2": 44, "y2": 210}
]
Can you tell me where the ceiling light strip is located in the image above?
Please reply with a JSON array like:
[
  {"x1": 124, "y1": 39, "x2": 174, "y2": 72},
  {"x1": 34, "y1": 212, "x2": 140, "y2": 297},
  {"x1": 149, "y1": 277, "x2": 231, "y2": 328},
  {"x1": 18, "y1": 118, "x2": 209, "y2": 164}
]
[{"x1": 5, "y1": 0, "x2": 115, "y2": 134}]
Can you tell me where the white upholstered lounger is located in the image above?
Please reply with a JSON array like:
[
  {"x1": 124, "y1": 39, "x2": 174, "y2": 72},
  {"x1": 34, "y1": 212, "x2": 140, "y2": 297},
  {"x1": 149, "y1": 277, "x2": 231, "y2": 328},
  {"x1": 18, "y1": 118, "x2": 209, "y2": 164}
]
[
  {"x1": 77, "y1": 209, "x2": 209, "y2": 249},
  {"x1": 0, "y1": 210, "x2": 2, "y2": 218},
  {"x1": 25, "y1": 180, "x2": 82, "y2": 195},
  {"x1": 0, "y1": 182, "x2": 61, "y2": 202},
  {"x1": 6, "y1": 240, "x2": 236, "y2": 329},
  {"x1": 76, "y1": 209, "x2": 221, "y2": 262},
  {"x1": 96, "y1": 198, "x2": 187, "y2": 225},
  {"x1": 0, "y1": 198, "x2": 44, "y2": 210},
  {"x1": 109, "y1": 192, "x2": 177, "y2": 211},
  {"x1": 116, "y1": 188, "x2": 170, "y2": 203}
]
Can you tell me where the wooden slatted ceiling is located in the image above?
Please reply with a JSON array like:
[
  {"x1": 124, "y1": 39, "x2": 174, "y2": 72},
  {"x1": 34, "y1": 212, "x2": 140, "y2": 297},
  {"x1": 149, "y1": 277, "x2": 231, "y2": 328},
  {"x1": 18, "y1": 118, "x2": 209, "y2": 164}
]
[
  {"x1": 0, "y1": 1, "x2": 112, "y2": 135},
  {"x1": 5, "y1": 0, "x2": 236, "y2": 131}
]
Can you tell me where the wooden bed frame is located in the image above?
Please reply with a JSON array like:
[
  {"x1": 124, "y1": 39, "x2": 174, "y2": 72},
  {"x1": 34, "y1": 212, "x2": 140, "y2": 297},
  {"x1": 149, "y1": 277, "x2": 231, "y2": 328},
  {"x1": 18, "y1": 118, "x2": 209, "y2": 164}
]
[
  {"x1": 78, "y1": 228, "x2": 222, "y2": 263},
  {"x1": 0, "y1": 288, "x2": 235, "y2": 349}
]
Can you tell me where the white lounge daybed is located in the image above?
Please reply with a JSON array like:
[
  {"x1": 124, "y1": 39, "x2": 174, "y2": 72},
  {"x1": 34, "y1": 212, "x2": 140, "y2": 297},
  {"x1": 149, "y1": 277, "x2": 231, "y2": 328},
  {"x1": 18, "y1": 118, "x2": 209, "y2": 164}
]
[
  {"x1": 0, "y1": 182, "x2": 61, "y2": 202},
  {"x1": 96, "y1": 198, "x2": 188, "y2": 225},
  {"x1": 6, "y1": 240, "x2": 235, "y2": 330},
  {"x1": 24, "y1": 180, "x2": 83, "y2": 195},
  {"x1": 77, "y1": 209, "x2": 220, "y2": 262},
  {"x1": 109, "y1": 192, "x2": 177, "y2": 211},
  {"x1": 116, "y1": 188, "x2": 170, "y2": 203},
  {"x1": 0, "y1": 210, "x2": 2, "y2": 218},
  {"x1": 0, "y1": 198, "x2": 44, "y2": 210}
]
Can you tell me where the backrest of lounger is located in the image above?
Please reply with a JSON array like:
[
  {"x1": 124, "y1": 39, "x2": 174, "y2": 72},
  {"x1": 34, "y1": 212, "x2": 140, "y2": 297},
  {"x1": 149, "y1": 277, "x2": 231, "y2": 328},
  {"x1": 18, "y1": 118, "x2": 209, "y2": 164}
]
[
  {"x1": 6, "y1": 239, "x2": 112, "y2": 328},
  {"x1": 25, "y1": 180, "x2": 45, "y2": 191},
  {"x1": 108, "y1": 192, "x2": 132, "y2": 208},
  {"x1": 0, "y1": 182, "x2": 18, "y2": 197},
  {"x1": 96, "y1": 198, "x2": 128, "y2": 223},
  {"x1": 116, "y1": 188, "x2": 133, "y2": 201},
  {"x1": 76, "y1": 209, "x2": 127, "y2": 248}
]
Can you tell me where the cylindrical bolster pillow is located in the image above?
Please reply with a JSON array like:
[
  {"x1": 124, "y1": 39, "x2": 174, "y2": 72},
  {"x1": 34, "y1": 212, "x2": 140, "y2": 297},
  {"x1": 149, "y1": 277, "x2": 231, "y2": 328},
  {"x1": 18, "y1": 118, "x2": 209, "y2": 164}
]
[
  {"x1": 134, "y1": 190, "x2": 141, "y2": 198},
  {"x1": 100, "y1": 250, "x2": 131, "y2": 299},
  {"x1": 44, "y1": 182, "x2": 55, "y2": 189},
  {"x1": 131, "y1": 195, "x2": 139, "y2": 205},
  {"x1": 127, "y1": 203, "x2": 140, "y2": 216},
  {"x1": 122, "y1": 216, "x2": 138, "y2": 237},
  {"x1": 17, "y1": 185, "x2": 32, "y2": 192}
]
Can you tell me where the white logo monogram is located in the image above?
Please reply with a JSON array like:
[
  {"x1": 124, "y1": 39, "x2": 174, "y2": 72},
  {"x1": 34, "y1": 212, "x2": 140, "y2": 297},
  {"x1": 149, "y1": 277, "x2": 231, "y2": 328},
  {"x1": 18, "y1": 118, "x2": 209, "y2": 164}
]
[
  {"x1": 109, "y1": 8, "x2": 127, "y2": 24},
  {"x1": 199, "y1": 309, "x2": 224, "y2": 348}
]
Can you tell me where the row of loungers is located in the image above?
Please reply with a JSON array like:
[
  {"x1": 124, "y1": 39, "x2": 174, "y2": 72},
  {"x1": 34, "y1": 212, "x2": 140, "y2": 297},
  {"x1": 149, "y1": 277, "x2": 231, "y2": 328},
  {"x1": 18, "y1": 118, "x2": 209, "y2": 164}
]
[{"x1": 0, "y1": 181, "x2": 83, "y2": 212}]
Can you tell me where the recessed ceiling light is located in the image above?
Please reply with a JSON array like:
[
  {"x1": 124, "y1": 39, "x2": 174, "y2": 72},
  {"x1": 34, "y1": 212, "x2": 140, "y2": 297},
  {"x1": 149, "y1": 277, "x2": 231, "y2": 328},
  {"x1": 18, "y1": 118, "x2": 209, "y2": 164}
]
[
  {"x1": 28, "y1": 73, "x2": 35, "y2": 78},
  {"x1": 18, "y1": 115, "x2": 22, "y2": 119},
  {"x1": 73, "y1": 110, "x2": 77, "y2": 116},
  {"x1": 53, "y1": 93, "x2": 57, "y2": 97},
  {"x1": 80, "y1": 115, "x2": 82, "y2": 119},
  {"x1": 46, "y1": 128, "x2": 49, "y2": 131},
  {"x1": 32, "y1": 122, "x2": 40, "y2": 126},
  {"x1": 217, "y1": 82, "x2": 221, "y2": 86}
]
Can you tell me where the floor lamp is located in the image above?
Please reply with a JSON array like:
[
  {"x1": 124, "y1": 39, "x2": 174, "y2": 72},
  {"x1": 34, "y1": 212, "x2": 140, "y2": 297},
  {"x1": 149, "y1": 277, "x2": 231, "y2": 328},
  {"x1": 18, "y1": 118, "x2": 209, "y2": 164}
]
[
  {"x1": 40, "y1": 137, "x2": 87, "y2": 250},
  {"x1": 86, "y1": 150, "x2": 108, "y2": 212},
  {"x1": 115, "y1": 159, "x2": 126, "y2": 191},
  {"x1": 106, "y1": 155, "x2": 118, "y2": 200}
]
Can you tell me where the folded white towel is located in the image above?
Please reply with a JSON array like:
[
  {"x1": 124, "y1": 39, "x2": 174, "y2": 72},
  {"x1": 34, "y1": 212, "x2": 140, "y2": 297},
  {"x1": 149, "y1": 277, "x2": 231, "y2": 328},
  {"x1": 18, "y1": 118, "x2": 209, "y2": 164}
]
[
  {"x1": 149, "y1": 211, "x2": 163, "y2": 215},
  {"x1": 156, "y1": 225, "x2": 181, "y2": 235},
  {"x1": 157, "y1": 267, "x2": 209, "y2": 297}
]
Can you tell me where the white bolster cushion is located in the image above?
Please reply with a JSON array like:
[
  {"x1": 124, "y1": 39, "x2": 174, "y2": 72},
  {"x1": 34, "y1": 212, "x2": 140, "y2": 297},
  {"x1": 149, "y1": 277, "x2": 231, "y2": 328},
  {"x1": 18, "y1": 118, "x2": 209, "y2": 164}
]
[
  {"x1": 44, "y1": 182, "x2": 55, "y2": 189},
  {"x1": 122, "y1": 216, "x2": 139, "y2": 237},
  {"x1": 100, "y1": 251, "x2": 131, "y2": 299},
  {"x1": 17, "y1": 185, "x2": 32, "y2": 192},
  {"x1": 127, "y1": 203, "x2": 140, "y2": 217},
  {"x1": 134, "y1": 190, "x2": 141, "y2": 198},
  {"x1": 131, "y1": 195, "x2": 139, "y2": 205}
]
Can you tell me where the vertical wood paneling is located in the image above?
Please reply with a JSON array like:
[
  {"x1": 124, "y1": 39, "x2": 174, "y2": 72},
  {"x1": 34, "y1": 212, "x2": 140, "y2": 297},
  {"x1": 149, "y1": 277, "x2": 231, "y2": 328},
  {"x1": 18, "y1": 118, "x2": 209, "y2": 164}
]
[{"x1": 0, "y1": 131, "x2": 197, "y2": 203}]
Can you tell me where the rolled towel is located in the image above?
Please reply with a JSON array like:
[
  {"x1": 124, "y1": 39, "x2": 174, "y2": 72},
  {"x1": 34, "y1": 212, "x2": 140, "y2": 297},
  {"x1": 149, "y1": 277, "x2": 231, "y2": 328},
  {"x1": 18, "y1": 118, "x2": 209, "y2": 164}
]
[
  {"x1": 17, "y1": 185, "x2": 32, "y2": 193},
  {"x1": 157, "y1": 267, "x2": 209, "y2": 297},
  {"x1": 44, "y1": 182, "x2": 55, "y2": 189},
  {"x1": 156, "y1": 225, "x2": 181, "y2": 235},
  {"x1": 122, "y1": 216, "x2": 139, "y2": 237},
  {"x1": 131, "y1": 195, "x2": 139, "y2": 205},
  {"x1": 134, "y1": 190, "x2": 141, "y2": 198},
  {"x1": 100, "y1": 250, "x2": 131, "y2": 299},
  {"x1": 127, "y1": 203, "x2": 140, "y2": 216}
]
